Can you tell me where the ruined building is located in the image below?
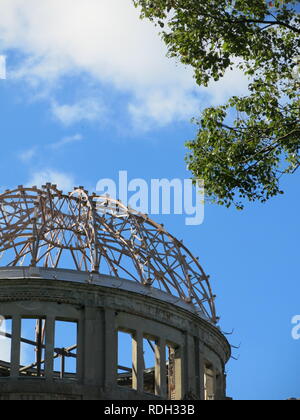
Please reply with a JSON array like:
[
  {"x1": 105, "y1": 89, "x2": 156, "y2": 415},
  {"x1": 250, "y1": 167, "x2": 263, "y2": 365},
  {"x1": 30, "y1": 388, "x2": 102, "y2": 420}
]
[{"x1": 0, "y1": 185, "x2": 230, "y2": 400}]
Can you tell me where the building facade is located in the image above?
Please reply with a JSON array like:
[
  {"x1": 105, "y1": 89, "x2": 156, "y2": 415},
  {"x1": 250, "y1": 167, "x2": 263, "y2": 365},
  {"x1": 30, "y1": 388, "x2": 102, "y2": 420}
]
[{"x1": 0, "y1": 185, "x2": 231, "y2": 400}]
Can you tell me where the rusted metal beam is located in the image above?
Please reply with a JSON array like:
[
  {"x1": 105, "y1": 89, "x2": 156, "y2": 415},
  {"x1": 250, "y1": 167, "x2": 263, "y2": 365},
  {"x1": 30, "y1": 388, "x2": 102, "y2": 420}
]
[
  {"x1": 19, "y1": 345, "x2": 77, "y2": 374},
  {"x1": 0, "y1": 185, "x2": 217, "y2": 323}
]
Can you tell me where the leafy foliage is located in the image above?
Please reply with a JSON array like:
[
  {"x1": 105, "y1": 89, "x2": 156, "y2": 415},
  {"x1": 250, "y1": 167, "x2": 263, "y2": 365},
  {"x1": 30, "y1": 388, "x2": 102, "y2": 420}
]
[{"x1": 134, "y1": 0, "x2": 300, "y2": 208}]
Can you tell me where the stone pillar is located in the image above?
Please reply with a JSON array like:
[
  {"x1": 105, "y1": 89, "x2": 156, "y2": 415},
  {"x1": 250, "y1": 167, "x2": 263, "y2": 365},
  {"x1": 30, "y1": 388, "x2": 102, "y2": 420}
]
[
  {"x1": 174, "y1": 346, "x2": 184, "y2": 400},
  {"x1": 45, "y1": 316, "x2": 55, "y2": 380},
  {"x1": 193, "y1": 337, "x2": 201, "y2": 399},
  {"x1": 155, "y1": 338, "x2": 167, "y2": 398},
  {"x1": 77, "y1": 315, "x2": 84, "y2": 383},
  {"x1": 83, "y1": 307, "x2": 103, "y2": 386},
  {"x1": 185, "y1": 334, "x2": 197, "y2": 398},
  {"x1": 199, "y1": 348, "x2": 205, "y2": 401},
  {"x1": 104, "y1": 309, "x2": 117, "y2": 390},
  {"x1": 215, "y1": 371, "x2": 224, "y2": 400},
  {"x1": 204, "y1": 365, "x2": 216, "y2": 400},
  {"x1": 132, "y1": 330, "x2": 144, "y2": 392},
  {"x1": 213, "y1": 369, "x2": 217, "y2": 400},
  {"x1": 10, "y1": 315, "x2": 21, "y2": 379}
]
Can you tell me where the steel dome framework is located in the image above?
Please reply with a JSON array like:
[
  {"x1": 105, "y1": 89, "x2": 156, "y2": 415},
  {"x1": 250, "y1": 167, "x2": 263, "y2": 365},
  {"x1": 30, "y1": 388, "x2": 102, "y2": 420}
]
[{"x1": 0, "y1": 184, "x2": 217, "y2": 323}]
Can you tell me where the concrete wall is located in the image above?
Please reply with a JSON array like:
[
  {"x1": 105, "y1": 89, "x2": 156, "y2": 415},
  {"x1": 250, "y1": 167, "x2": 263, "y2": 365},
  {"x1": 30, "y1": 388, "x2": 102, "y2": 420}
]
[{"x1": 0, "y1": 268, "x2": 230, "y2": 400}]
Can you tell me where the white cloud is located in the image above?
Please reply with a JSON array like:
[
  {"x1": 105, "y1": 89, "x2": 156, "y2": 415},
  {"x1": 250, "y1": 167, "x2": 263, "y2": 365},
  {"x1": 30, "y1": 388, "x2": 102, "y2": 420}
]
[
  {"x1": 18, "y1": 147, "x2": 37, "y2": 162},
  {"x1": 129, "y1": 88, "x2": 202, "y2": 128},
  {"x1": 0, "y1": 55, "x2": 6, "y2": 80},
  {"x1": 0, "y1": 0, "x2": 249, "y2": 127},
  {"x1": 26, "y1": 169, "x2": 75, "y2": 192},
  {"x1": 49, "y1": 133, "x2": 83, "y2": 150},
  {"x1": 206, "y1": 61, "x2": 250, "y2": 105},
  {"x1": 51, "y1": 100, "x2": 105, "y2": 126}
]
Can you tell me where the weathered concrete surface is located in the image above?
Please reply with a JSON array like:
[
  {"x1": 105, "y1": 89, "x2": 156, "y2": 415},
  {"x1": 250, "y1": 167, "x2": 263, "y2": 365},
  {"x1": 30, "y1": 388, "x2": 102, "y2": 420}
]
[{"x1": 0, "y1": 267, "x2": 230, "y2": 400}]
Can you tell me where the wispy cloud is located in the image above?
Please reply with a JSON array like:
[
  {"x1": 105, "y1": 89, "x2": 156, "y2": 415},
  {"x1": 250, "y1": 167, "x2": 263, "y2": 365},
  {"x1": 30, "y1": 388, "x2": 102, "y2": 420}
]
[
  {"x1": 26, "y1": 169, "x2": 75, "y2": 192},
  {"x1": 0, "y1": 55, "x2": 6, "y2": 80},
  {"x1": 51, "y1": 100, "x2": 105, "y2": 126},
  {"x1": 17, "y1": 134, "x2": 84, "y2": 164},
  {"x1": 49, "y1": 133, "x2": 83, "y2": 150},
  {"x1": 18, "y1": 147, "x2": 37, "y2": 163},
  {"x1": 0, "y1": 0, "x2": 248, "y2": 129},
  {"x1": 129, "y1": 88, "x2": 203, "y2": 129}
]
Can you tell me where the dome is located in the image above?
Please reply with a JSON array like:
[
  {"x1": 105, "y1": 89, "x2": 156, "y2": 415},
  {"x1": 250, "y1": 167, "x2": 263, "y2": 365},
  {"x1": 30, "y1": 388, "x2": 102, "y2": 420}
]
[{"x1": 0, "y1": 184, "x2": 216, "y2": 323}]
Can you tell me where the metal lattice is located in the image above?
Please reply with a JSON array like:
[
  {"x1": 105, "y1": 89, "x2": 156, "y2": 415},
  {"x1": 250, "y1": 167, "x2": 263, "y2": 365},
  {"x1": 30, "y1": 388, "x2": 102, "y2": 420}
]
[{"x1": 0, "y1": 184, "x2": 217, "y2": 323}]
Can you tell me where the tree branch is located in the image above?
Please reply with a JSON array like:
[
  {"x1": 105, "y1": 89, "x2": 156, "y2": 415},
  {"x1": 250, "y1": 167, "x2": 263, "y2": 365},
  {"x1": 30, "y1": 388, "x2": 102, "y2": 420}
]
[
  {"x1": 233, "y1": 18, "x2": 300, "y2": 33},
  {"x1": 243, "y1": 129, "x2": 300, "y2": 167}
]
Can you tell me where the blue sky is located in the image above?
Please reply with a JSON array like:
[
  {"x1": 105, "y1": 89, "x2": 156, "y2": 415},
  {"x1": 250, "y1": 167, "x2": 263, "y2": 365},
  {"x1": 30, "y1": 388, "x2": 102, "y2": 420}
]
[{"x1": 0, "y1": 0, "x2": 299, "y2": 400}]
